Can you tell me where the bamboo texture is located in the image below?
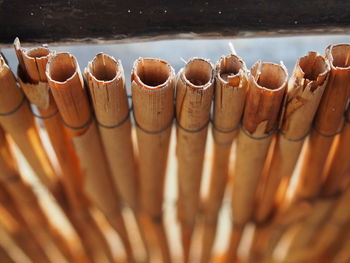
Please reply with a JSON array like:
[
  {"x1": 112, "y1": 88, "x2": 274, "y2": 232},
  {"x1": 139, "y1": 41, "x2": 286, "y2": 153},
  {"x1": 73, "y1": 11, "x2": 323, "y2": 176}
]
[
  {"x1": 201, "y1": 53, "x2": 248, "y2": 263},
  {"x1": 296, "y1": 44, "x2": 350, "y2": 200},
  {"x1": 176, "y1": 58, "x2": 214, "y2": 263},
  {"x1": 255, "y1": 52, "x2": 330, "y2": 223},
  {"x1": 131, "y1": 57, "x2": 175, "y2": 263},
  {"x1": 46, "y1": 52, "x2": 134, "y2": 262}
]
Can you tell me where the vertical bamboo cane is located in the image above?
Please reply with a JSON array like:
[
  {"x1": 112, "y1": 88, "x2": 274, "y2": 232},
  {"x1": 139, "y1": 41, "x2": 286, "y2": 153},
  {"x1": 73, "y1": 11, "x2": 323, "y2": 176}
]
[
  {"x1": 0, "y1": 246, "x2": 15, "y2": 263},
  {"x1": 14, "y1": 40, "x2": 114, "y2": 263},
  {"x1": 200, "y1": 54, "x2": 248, "y2": 263},
  {"x1": 296, "y1": 44, "x2": 350, "y2": 200},
  {"x1": 131, "y1": 57, "x2": 175, "y2": 263},
  {"x1": 46, "y1": 52, "x2": 134, "y2": 263},
  {"x1": 0, "y1": 54, "x2": 57, "y2": 191},
  {"x1": 255, "y1": 52, "x2": 330, "y2": 223},
  {"x1": 322, "y1": 107, "x2": 350, "y2": 196},
  {"x1": 226, "y1": 61, "x2": 287, "y2": 263},
  {"x1": 176, "y1": 58, "x2": 214, "y2": 263},
  {"x1": 0, "y1": 184, "x2": 50, "y2": 263}
]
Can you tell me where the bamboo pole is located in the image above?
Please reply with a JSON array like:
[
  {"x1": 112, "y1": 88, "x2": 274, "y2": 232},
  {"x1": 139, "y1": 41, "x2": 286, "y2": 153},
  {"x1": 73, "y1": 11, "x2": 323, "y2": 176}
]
[
  {"x1": 200, "y1": 54, "x2": 248, "y2": 263},
  {"x1": 322, "y1": 107, "x2": 350, "y2": 196},
  {"x1": 226, "y1": 61, "x2": 287, "y2": 263},
  {"x1": 175, "y1": 58, "x2": 214, "y2": 263},
  {"x1": 0, "y1": 54, "x2": 57, "y2": 191},
  {"x1": 131, "y1": 57, "x2": 175, "y2": 262},
  {"x1": 14, "y1": 40, "x2": 114, "y2": 263},
  {"x1": 85, "y1": 53, "x2": 138, "y2": 211},
  {"x1": 255, "y1": 52, "x2": 330, "y2": 223},
  {"x1": 85, "y1": 54, "x2": 149, "y2": 261},
  {"x1": 14, "y1": 38, "x2": 83, "y2": 208},
  {"x1": 296, "y1": 44, "x2": 350, "y2": 200},
  {"x1": 0, "y1": 245, "x2": 15, "y2": 263},
  {"x1": 46, "y1": 52, "x2": 134, "y2": 262},
  {"x1": 0, "y1": 124, "x2": 77, "y2": 262},
  {"x1": 0, "y1": 183, "x2": 51, "y2": 263}
]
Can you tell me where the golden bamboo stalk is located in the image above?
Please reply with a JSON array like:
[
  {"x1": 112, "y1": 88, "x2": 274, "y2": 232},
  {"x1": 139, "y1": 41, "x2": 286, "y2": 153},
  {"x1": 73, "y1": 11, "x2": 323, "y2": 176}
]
[
  {"x1": 46, "y1": 52, "x2": 134, "y2": 262},
  {"x1": 225, "y1": 61, "x2": 287, "y2": 263},
  {"x1": 296, "y1": 44, "x2": 350, "y2": 199},
  {"x1": 322, "y1": 107, "x2": 350, "y2": 196},
  {"x1": 14, "y1": 38, "x2": 83, "y2": 208},
  {"x1": 176, "y1": 58, "x2": 215, "y2": 263},
  {"x1": 0, "y1": 54, "x2": 57, "y2": 191},
  {"x1": 14, "y1": 40, "x2": 114, "y2": 263},
  {"x1": 0, "y1": 245, "x2": 16, "y2": 263},
  {"x1": 131, "y1": 57, "x2": 175, "y2": 262},
  {"x1": 255, "y1": 52, "x2": 330, "y2": 223},
  {"x1": 200, "y1": 54, "x2": 248, "y2": 263},
  {"x1": 0, "y1": 184, "x2": 51, "y2": 263},
  {"x1": 0, "y1": 125, "x2": 76, "y2": 262}
]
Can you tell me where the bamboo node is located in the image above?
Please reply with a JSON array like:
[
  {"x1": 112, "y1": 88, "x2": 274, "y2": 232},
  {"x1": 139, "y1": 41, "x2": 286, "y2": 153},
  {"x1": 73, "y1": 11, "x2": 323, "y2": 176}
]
[{"x1": 0, "y1": 94, "x2": 26, "y2": 116}]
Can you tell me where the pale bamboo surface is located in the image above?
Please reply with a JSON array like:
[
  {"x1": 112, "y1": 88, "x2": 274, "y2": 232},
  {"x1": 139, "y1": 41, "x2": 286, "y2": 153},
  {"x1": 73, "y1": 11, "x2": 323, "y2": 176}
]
[
  {"x1": 131, "y1": 57, "x2": 175, "y2": 263},
  {"x1": 0, "y1": 54, "x2": 57, "y2": 190},
  {"x1": 200, "y1": 53, "x2": 248, "y2": 263},
  {"x1": 85, "y1": 53, "x2": 138, "y2": 211},
  {"x1": 175, "y1": 58, "x2": 214, "y2": 263},
  {"x1": 255, "y1": 52, "x2": 330, "y2": 223},
  {"x1": 232, "y1": 61, "x2": 287, "y2": 225},
  {"x1": 296, "y1": 44, "x2": 350, "y2": 200},
  {"x1": 14, "y1": 40, "x2": 115, "y2": 263},
  {"x1": 322, "y1": 107, "x2": 350, "y2": 196},
  {"x1": 46, "y1": 52, "x2": 135, "y2": 263}
]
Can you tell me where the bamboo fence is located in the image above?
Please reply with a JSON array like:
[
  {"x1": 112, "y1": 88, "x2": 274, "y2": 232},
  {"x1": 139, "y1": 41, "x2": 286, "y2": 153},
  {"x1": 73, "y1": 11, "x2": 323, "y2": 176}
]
[{"x1": 0, "y1": 41, "x2": 349, "y2": 263}]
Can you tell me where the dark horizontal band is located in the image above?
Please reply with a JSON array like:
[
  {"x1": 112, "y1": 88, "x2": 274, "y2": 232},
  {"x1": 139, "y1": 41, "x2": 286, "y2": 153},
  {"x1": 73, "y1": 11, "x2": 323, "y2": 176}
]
[
  {"x1": 211, "y1": 119, "x2": 240, "y2": 134},
  {"x1": 134, "y1": 116, "x2": 173, "y2": 134},
  {"x1": 313, "y1": 124, "x2": 344, "y2": 138},
  {"x1": 97, "y1": 100, "x2": 133, "y2": 129},
  {"x1": 0, "y1": 95, "x2": 26, "y2": 116}
]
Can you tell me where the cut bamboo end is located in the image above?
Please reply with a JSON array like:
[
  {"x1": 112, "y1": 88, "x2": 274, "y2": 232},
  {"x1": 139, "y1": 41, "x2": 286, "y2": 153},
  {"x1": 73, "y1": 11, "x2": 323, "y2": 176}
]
[
  {"x1": 254, "y1": 52, "x2": 330, "y2": 223},
  {"x1": 282, "y1": 51, "x2": 330, "y2": 140},
  {"x1": 85, "y1": 53, "x2": 129, "y2": 126},
  {"x1": 85, "y1": 53, "x2": 138, "y2": 211},
  {"x1": 46, "y1": 52, "x2": 91, "y2": 135},
  {"x1": 314, "y1": 44, "x2": 350, "y2": 135},
  {"x1": 243, "y1": 61, "x2": 287, "y2": 137},
  {"x1": 176, "y1": 58, "x2": 214, "y2": 130},
  {"x1": 132, "y1": 57, "x2": 175, "y2": 132},
  {"x1": 213, "y1": 54, "x2": 248, "y2": 144}
]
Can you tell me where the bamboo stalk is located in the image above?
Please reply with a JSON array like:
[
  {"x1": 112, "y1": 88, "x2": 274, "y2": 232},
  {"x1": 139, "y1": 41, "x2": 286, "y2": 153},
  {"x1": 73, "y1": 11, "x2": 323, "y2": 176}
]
[
  {"x1": 322, "y1": 107, "x2": 350, "y2": 196},
  {"x1": 46, "y1": 52, "x2": 134, "y2": 263},
  {"x1": 296, "y1": 44, "x2": 350, "y2": 199},
  {"x1": 200, "y1": 54, "x2": 248, "y2": 263},
  {"x1": 0, "y1": 184, "x2": 50, "y2": 263},
  {"x1": 0, "y1": 124, "x2": 77, "y2": 262},
  {"x1": 14, "y1": 40, "x2": 114, "y2": 263},
  {"x1": 175, "y1": 58, "x2": 214, "y2": 263},
  {"x1": 14, "y1": 38, "x2": 83, "y2": 208},
  {"x1": 85, "y1": 53, "x2": 138, "y2": 211},
  {"x1": 255, "y1": 52, "x2": 330, "y2": 223},
  {"x1": 0, "y1": 54, "x2": 57, "y2": 191},
  {"x1": 0, "y1": 245, "x2": 16, "y2": 263},
  {"x1": 226, "y1": 61, "x2": 287, "y2": 263},
  {"x1": 131, "y1": 57, "x2": 175, "y2": 262}
]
